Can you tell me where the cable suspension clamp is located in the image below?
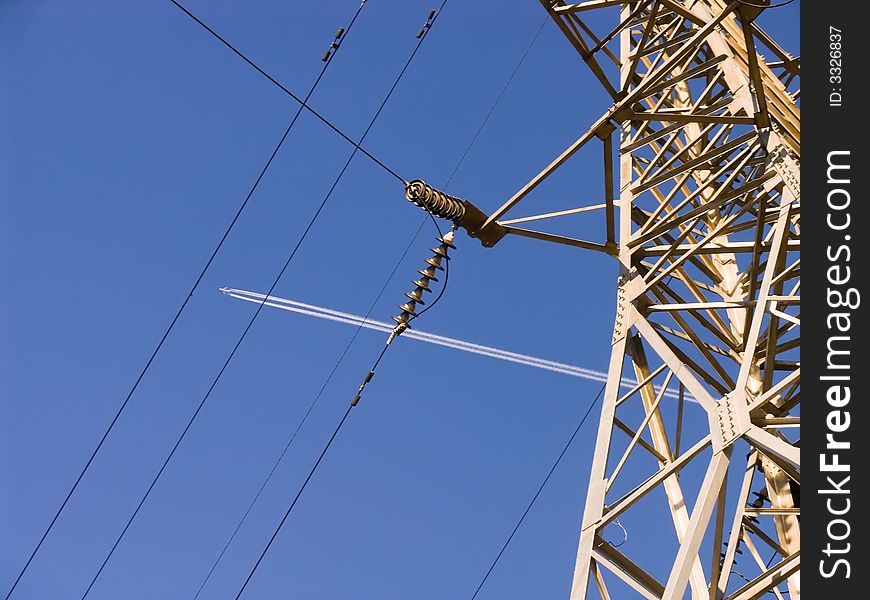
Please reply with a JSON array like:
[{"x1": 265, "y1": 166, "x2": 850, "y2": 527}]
[
  {"x1": 321, "y1": 27, "x2": 346, "y2": 62},
  {"x1": 416, "y1": 10, "x2": 437, "y2": 39}
]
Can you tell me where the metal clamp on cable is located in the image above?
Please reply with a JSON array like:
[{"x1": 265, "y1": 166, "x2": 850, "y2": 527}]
[
  {"x1": 321, "y1": 27, "x2": 345, "y2": 61},
  {"x1": 416, "y1": 10, "x2": 437, "y2": 39}
]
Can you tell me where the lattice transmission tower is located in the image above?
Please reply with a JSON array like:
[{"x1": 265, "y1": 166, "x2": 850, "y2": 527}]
[{"x1": 418, "y1": 1, "x2": 800, "y2": 598}]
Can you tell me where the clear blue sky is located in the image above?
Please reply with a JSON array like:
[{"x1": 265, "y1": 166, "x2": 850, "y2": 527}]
[{"x1": 1, "y1": 2, "x2": 798, "y2": 599}]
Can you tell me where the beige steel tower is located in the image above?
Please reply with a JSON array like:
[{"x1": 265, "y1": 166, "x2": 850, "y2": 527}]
[{"x1": 471, "y1": 1, "x2": 799, "y2": 598}]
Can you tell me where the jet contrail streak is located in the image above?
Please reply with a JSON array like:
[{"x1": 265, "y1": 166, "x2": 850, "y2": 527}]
[{"x1": 220, "y1": 287, "x2": 692, "y2": 401}]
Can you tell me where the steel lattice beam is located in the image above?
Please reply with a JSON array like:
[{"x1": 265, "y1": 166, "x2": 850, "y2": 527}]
[{"x1": 483, "y1": 2, "x2": 800, "y2": 598}]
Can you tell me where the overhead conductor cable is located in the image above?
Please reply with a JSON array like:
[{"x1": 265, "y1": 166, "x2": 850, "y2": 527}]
[
  {"x1": 233, "y1": 226, "x2": 457, "y2": 599},
  {"x1": 73, "y1": 0, "x2": 435, "y2": 597},
  {"x1": 2, "y1": 2, "x2": 372, "y2": 599},
  {"x1": 352, "y1": 229, "x2": 456, "y2": 406},
  {"x1": 219, "y1": 5, "x2": 456, "y2": 598},
  {"x1": 201, "y1": 18, "x2": 551, "y2": 594}
]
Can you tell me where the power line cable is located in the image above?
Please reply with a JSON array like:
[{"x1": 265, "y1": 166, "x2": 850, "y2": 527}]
[
  {"x1": 736, "y1": 0, "x2": 797, "y2": 9},
  {"x1": 77, "y1": 4, "x2": 448, "y2": 598},
  {"x1": 192, "y1": 214, "x2": 440, "y2": 599},
  {"x1": 195, "y1": 18, "x2": 546, "y2": 590},
  {"x1": 231, "y1": 349, "x2": 370, "y2": 600},
  {"x1": 229, "y1": 403, "x2": 351, "y2": 600},
  {"x1": 234, "y1": 216, "x2": 452, "y2": 599},
  {"x1": 470, "y1": 382, "x2": 606, "y2": 600},
  {"x1": 1, "y1": 4, "x2": 369, "y2": 599},
  {"x1": 169, "y1": 0, "x2": 405, "y2": 184},
  {"x1": 191, "y1": 214, "x2": 430, "y2": 599},
  {"x1": 444, "y1": 16, "x2": 548, "y2": 187},
  {"x1": 416, "y1": 14, "x2": 546, "y2": 319},
  {"x1": 229, "y1": 4, "x2": 452, "y2": 597},
  {"x1": 400, "y1": 15, "x2": 548, "y2": 320}
]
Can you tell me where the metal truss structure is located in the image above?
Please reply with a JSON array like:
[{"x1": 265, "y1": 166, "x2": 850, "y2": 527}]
[{"x1": 470, "y1": 1, "x2": 800, "y2": 598}]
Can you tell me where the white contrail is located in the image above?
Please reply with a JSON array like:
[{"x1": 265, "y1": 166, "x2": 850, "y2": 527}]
[{"x1": 220, "y1": 287, "x2": 692, "y2": 401}]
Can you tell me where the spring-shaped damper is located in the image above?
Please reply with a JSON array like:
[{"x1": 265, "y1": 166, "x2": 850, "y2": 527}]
[
  {"x1": 405, "y1": 180, "x2": 466, "y2": 222},
  {"x1": 392, "y1": 230, "x2": 456, "y2": 328}
]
